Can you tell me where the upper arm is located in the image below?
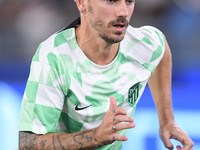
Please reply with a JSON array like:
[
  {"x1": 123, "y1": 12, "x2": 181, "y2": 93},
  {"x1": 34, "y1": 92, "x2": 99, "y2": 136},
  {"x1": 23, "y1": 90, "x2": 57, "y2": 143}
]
[{"x1": 148, "y1": 35, "x2": 172, "y2": 102}]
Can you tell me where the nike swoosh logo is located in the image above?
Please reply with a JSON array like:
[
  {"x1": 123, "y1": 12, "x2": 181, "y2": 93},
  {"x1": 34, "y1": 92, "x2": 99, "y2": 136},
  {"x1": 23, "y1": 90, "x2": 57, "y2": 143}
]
[{"x1": 75, "y1": 104, "x2": 91, "y2": 111}]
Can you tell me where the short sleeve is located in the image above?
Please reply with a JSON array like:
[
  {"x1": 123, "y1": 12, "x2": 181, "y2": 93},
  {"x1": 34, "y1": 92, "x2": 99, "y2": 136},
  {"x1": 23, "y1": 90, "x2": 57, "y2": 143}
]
[
  {"x1": 139, "y1": 26, "x2": 165, "y2": 73},
  {"x1": 19, "y1": 46, "x2": 65, "y2": 134}
]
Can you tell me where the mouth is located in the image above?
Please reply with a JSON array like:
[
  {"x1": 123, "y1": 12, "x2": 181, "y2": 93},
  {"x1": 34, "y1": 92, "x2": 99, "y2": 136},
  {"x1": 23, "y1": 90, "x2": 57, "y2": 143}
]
[
  {"x1": 113, "y1": 24, "x2": 125, "y2": 28},
  {"x1": 112, "y1": 23, "x2": 126, "y2": 32}
]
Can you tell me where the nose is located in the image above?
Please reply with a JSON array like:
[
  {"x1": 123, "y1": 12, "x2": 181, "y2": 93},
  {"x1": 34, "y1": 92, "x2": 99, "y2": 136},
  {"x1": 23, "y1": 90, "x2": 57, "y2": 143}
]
[{"x1": 116, "y1": 1, "x2": 128, "y2": 17}]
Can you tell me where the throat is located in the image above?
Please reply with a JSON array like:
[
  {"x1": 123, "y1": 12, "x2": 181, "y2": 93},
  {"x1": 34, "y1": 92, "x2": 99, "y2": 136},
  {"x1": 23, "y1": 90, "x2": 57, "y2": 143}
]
[{"x1": 83, "y1": 45, "x2": 119, "y2": 66}]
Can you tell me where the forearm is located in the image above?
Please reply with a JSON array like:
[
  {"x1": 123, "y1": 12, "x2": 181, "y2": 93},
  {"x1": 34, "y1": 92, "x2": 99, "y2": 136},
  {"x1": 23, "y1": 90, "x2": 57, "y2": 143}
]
[{"x1": 19, "y1": 129, "x2": 102, "y2": 150}]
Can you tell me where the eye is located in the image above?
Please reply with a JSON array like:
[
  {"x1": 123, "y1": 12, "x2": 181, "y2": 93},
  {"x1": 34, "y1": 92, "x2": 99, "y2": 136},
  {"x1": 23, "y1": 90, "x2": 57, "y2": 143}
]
[
  {"x1": 126, "y1": 0, "x2": 135, "y2": 5},
  {"x1": 107, "y1": 0, "x2": 117, "y2": 4}
]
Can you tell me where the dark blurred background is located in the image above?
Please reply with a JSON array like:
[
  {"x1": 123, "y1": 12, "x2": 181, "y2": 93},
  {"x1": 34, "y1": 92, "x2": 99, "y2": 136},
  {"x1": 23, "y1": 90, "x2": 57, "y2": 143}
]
[{"x1": 0, "y1": 0, "x2": 199, "y2": 149}]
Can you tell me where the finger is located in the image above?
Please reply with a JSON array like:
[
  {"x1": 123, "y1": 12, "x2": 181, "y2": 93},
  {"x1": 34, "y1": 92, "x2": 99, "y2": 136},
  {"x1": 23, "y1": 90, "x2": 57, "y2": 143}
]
[
  {"x1": 174, "y1": 132, "x2": 194, "y2": 150},
  {"x1": 114, "y1": 107, "x2": 127, "y2": 116},
  {"x1": 176, "y1": 145, "x2": 192, "y2": 150},
  {"x1": 109, "y1": 95, "x2": 117, "y2": 112},
  {"x1": 113, "y1": 115, "x2": 134, "y2": 125},
  {"x1": 113, "y1": 134, "x2": 128, "y2": 141},
  {"x1": 115, "y1": 122, "x2": 135, "y2": 131},
  {"x1": 179, "y1": 139, "x2": 194, "y2": 150},
  {"x1": 160, "y1": 133, "x2": 173, "y2": 149},
  {"x1": 163, "y1": 138, "x2": 173, "y2": 150},
  {"x1": 176, "y1": 145, "x2": 181, "y2": 150}
]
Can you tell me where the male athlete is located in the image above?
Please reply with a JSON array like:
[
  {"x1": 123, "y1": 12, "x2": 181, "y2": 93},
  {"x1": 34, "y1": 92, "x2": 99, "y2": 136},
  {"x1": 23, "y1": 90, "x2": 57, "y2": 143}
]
[{"x1": 19, "y1": 0, "x2": 194, "y2": 149}]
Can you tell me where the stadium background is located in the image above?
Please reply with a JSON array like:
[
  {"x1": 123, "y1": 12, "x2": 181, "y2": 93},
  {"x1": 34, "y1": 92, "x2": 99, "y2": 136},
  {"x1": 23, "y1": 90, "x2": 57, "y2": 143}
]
[{"x1": 0, "y1": 0, "x2": 199, "y2": 149}]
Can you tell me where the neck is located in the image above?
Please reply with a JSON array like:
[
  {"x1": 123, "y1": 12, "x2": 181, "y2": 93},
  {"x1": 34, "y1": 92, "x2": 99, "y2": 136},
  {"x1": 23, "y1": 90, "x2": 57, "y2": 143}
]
[{"x1": 75, "y1": 24, "x2": 119, "y2": 66}]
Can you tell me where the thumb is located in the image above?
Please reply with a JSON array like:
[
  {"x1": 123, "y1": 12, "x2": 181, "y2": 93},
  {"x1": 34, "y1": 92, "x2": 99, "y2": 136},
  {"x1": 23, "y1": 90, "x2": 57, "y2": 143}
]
[{"x1": 109, "y1": 96, "x2": 117, "y2": 112}]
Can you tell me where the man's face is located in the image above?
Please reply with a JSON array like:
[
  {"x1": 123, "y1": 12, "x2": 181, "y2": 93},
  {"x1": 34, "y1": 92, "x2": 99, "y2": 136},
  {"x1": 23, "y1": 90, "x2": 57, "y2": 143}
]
[{"x1": 84, "y1": 0, "x2": 135, "y2": 44}]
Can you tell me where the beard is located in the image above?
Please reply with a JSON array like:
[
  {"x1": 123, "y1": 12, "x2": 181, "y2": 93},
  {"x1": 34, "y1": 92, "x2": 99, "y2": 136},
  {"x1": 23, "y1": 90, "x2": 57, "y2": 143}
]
[{"x1": 90, "y1": 17, "x2": 129, "y2": 44}]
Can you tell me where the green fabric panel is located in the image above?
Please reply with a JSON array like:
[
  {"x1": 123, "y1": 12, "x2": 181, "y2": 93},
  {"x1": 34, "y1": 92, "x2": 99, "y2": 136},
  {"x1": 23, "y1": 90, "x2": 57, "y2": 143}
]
[
  {"x1": 34, "y1": 104, "x2": 61, "y2": 133},
  {"x1": 62, "y1": 28, "x2": 73, "y2": 38},
  {"x1": 85, "y1": 95, "x2": 102, "y2": 107},
  {"x1": 83, "y1": 111, "x2": 90, "y2": 123},
  {"x1": 141, "y1": 37, "x2": 153, "y2": 45},
  {"x1": 47, "y1": 53, "x2": 74, "y2": 75},
  {"x1": 67, "y1": 90, "x2": 81, "y2": 106},
  {"x1": 54, "y1": 32, "x2": 67, "y2": 48},
  {"x1": 125, "y1": 39, "x2": 139, "y2": 53},
  {"x1": 46, "y1": 67, "x2": 60, "y2": 86},
  {"x1": 121, "y1": 72, "x2": 137, "y2": 82},
  {"x1": 73, "y1": 72, "x2": 83, "y2": 87},
  {"x1": 65, "y1": 99, "x2": 80, "y2": 122},
  {"x1": 25, "y1": 81, "x2": 39, "y2": 103},
  {"x1": 32, "y1": 44, "x2": 41, "y2": 62},
  {"x1": 139, "y1": 28, "x2": 152, "y2": 34},
  {"x1": 150, "y1": 46, "x2": 162, "y2": 62},
  {"x1": 117, "y1": 51, "x2": 131, "y2": 65},
  {"x1": 93, "y1": 80, "x2": 114, "y2": 95},
  {"x1": 102, "y1": 62, "x2": 119, "y2": 81},
  {"x1": 78, "y1": 60, "x2": 92, "y2": 73},
  {"x1": 38, "y1": 64, "x2": 58, "y2": 87},
  {"x1": 68, "y1": 37, "x2": 79, "y2": 51},
  {"x1": 47, "y1": 53, "x2": 73, "y2": 95},
  {"x1": 29, "y1": 62, "x2": 36, "y2": 81},
  {"x1": 158, "y1": 33, "x2": 165, "y2": 47},
  {"x1": 85, "y1": 95, "x2": 105, "y2": 122},
  {"x1": 47, "y1": 53, "x2": 59, "y2": 72},
  {"x1": 57, "y1": 54, "x2": 75, "y2": 75},
  {"x1": 142, "y1": 63, "x2": 156, "y2": 73},
  {"x1": 19, "y1": 100, "x2": 35, "y2": 131},
  {"x1": 61, "y1": 112, "x2": 83, "y2": 133}
]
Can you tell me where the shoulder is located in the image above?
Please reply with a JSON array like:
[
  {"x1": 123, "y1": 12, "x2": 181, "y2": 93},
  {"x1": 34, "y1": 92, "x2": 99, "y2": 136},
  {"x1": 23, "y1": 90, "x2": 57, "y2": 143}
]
[
  {"x1": 120, "y1": 26, "x2": 166, "y2": 73},
  {"x1": 125, "y1": 25, "x2": 165, "y2": 47},
  {"x1": 32, "y1": 28, "x2": 76, "y2": 63}
]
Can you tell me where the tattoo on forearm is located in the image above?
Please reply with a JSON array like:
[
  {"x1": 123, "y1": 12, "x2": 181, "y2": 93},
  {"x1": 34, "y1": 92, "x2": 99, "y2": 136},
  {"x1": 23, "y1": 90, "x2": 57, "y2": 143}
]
[
  {"x1": 73, "y1": 130, "x2": 103, "y2": 149},
  {"x1": 19, "y1": 129, "x2": 107, "y2": 150},
  {"x1": 40, "y1": 139, "x2": 47, "y2": 148},
  {"x1": 86, "y1": 135, "x2": 93, "y2": 142},
  {"x1": 73, "y1": 130, "x2": 89, "y2": 148},
  {"x1": 57, "y1": 135, "x2": 67, "y2": 150},
  {"x1": 19, "y1": 132, "x2": 38, "y2": 150},
  {"x1": 52, "y1": 135, "x2": 56, "y2": 150}
]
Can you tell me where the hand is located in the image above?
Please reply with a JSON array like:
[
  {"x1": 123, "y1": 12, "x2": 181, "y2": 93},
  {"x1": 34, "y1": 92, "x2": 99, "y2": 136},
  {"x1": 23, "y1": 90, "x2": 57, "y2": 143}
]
[
  {"x1": 159, "y1": 121, "x2": 194, "y2": 150},
  {"x1": 95, "y1": 96, "x2": 135, "y2": 145}
]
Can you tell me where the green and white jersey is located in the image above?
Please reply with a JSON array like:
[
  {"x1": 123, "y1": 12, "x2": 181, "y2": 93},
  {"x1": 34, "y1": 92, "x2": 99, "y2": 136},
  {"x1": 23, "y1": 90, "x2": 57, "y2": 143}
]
[{"x1": 19, "y1": 18, "x2": 165, "y2": 149}]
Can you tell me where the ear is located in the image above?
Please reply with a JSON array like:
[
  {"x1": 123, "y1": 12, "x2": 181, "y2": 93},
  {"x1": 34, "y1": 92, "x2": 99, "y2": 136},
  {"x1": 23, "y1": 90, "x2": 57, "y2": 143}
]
[{"x1": 76, "y1": 0, "x2": 86, "y2": 13}]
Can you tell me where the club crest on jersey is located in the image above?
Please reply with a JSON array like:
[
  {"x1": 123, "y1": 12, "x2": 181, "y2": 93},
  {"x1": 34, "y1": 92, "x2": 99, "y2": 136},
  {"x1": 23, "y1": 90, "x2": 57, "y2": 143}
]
[{"x1": 127, "y1": 83, "x2": 140, "y2": 106}]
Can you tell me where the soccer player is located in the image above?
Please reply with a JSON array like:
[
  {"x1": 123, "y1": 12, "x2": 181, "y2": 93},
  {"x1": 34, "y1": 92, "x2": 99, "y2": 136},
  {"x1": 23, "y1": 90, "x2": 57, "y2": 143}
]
[{"x1": 18, "y1": 0, "x2": 194, "y2": 149}]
